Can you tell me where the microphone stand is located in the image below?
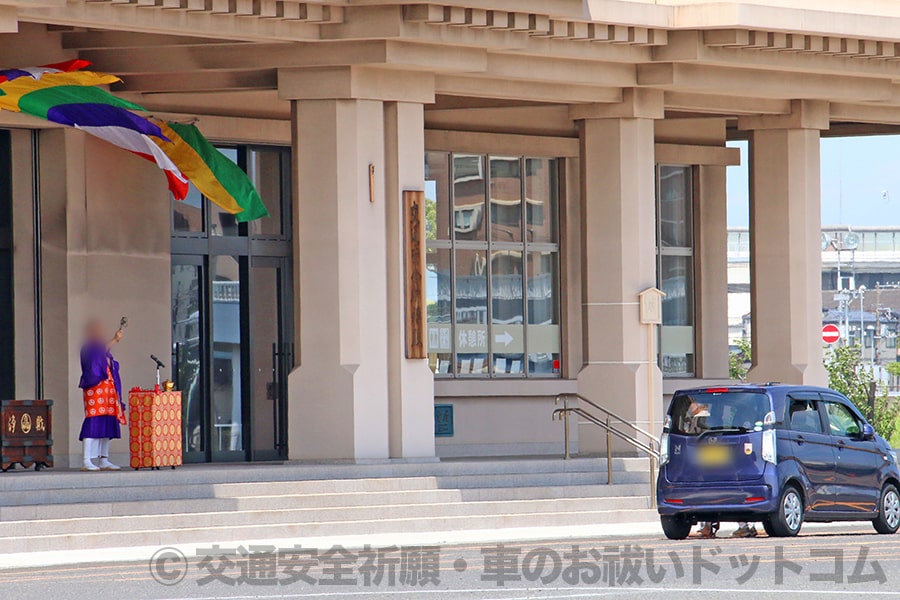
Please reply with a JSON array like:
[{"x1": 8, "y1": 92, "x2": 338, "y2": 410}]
[{"x1": 150, "y1": 355, "x2": 165, "y2": 392}]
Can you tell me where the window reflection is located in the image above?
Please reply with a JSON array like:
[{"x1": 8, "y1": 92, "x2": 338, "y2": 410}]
[
  {"x1": 453, "y1": 154, "x2": 486, "y2": 241},
  {"x1": 425, "y1": 152, "x2": 451, "y2": 241},
  {"x1": 528, "y1": 251, "x2": 560, "y2": 375},
  {"x1": 490, "y1": 156, "x2": 522, "y2": 243},
  {"x1": 526, "y1": 158, "x2": 558, "y2": 244},
  {"x1": 657, "y1": 165, "x2": 695, "y2": 377},
  {"x1": 658, "y1": 166, "x2": 693, "y2": 248},
  {"x1": 172, "y1": 264, "x2": 203, "y2": 453},
  {"x1": 426, "y1": 152, "x2": 561, "y2": 378},
  {"x1": 426, "y1": 247, "x2": 453, "y2": 374},
  {"x1": 455, "y1": 248, "x2": 489, "y2": 375},
  {"x1": 492, "y1": 250, "x2": 524, "y2": 374},
  {"x1": 212, "y1": 255, "x2": 243, "y2": 452},
  {"x1": 173, "y1": 186, "x2": 203, "y2": 234},
  {"x1": 246, "y1": 148, "x2": 286, "y2": 238}
]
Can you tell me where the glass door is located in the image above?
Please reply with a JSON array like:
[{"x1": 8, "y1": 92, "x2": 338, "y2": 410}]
[
  {"x1": 210, "y1": 255, "x2": 247, "y2": 461},
  {"x1": 249, "y1": 257, "x2": 292, "y2": 460},
  {"x1": 172, "y1": 255, "x2": 206, "y2": 463}
]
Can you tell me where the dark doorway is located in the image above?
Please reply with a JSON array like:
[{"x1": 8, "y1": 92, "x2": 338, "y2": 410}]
[{"x1": 0, "y1": 130, "x2": 14, "y2": 399}]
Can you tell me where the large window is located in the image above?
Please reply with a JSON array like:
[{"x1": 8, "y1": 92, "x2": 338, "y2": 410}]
[
  {"x1": 657, "y1": 165, "x2": 695, "y2": 378},
  {"x1": 425, "y1": 152, "x2": 561, "y2": 378}
]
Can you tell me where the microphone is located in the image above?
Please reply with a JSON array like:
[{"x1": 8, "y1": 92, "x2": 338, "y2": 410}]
[{"x1": 150, "y1": 354, "x2": 166, "y2": 369}]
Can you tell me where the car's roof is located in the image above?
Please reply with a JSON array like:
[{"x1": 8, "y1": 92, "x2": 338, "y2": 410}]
[{"x1": 672, "y1": 384, "x2": 840, "y2": 397}]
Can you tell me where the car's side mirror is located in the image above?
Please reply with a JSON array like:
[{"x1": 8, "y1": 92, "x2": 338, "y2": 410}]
[{"x1": 861, "y1": 423, "x2": 876, "y2": 440}]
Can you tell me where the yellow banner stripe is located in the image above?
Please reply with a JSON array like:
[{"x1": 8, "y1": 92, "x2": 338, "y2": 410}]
[
  {"x1": 0, "y1": 71, "x2": 122, "y2": 111},
  {"x1": 152, "y1": 121, "x2": 243, "y2": 214}
]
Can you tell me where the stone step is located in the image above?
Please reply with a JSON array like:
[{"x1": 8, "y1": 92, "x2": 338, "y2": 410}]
[
  {"x1": 0, "y1": 488, "x2": 649, "y2": 524},
  {"x1": 0, "y1": 483, "x2": 650, "y2": 520},
  {"x1": 0, "y1": 495, "x2": 654, "y2": 538},
  {"x1": 0, "y1": 471, "x2": 650, "y2": 507},
  {"x1": 2, "y1": 508, "x2": 661, "y2": 554},
  {"x1": 0, "y1": 459, "x2": 658, "y2": 558},
  {"x1": 458, "y1": 482, "x2": 650, "y2": 502},
  {"x1": 0, "y1": 457, "x2": 652, "y2": 493}
]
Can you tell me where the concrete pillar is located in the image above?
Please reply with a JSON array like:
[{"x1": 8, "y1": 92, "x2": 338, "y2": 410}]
[
  {"x1": 741, "y1": 101, "x2": 829, "y2": 385},
  {"x1": 287, "y1": 98, "x2": 390, "y2": 461},
  {"x1": 384, "y1": 101, "x2": 436, "y2": 459},
  {"x1": 696, "y1": 164, "x2": 730, "y2": 379},
  {"x1": 281, "y1": 67, "x2": 435, "y2": 461},
  {"x1": 571, "y1": 91, "x2": 663, "y2": 452}
]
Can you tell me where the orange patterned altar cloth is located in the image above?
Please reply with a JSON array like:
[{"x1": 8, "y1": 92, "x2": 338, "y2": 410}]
[{"x1": 128, "y1": 389, "x2": 183, "y2": 470}]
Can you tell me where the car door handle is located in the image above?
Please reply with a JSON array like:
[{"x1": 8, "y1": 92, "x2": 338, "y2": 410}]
[
  {"x1": 836, "y1": 439, "x2": 846, "y2": 449},
  {"x1": 796, "y1": 435, "x2": 805, "y2": 445}
]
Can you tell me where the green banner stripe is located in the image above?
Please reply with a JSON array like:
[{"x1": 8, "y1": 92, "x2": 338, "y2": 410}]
[
  {"x1": 17, "y1": 85, "x2": 145, "y2": 120},
  {"x1": 168, "y1": 122, "x2": 269, "y2": 222}
]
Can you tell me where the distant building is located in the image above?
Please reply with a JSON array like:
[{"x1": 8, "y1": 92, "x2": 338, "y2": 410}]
[{"x1": 729, "y1": 227, "x2": 900, "y2": 365}]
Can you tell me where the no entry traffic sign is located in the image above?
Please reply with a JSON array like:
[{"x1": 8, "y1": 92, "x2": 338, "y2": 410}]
[{"x1": 822, "y1": 324, "x2": 841, "y2": 345}]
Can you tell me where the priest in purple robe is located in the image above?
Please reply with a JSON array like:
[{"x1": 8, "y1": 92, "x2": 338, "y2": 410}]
[{"x1": 78, "y1": 319, "x2": 125, "y2": 471}]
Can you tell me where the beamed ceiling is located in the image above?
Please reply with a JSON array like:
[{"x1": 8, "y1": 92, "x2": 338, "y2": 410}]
[{"x1": 4, "y1": 2, "x2": 900, "y2": 136}]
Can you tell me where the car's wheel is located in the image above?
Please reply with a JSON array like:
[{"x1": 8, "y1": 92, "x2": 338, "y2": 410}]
[
  {"x1": 873, "y1": 484, "x2": 900, "y2": 534},
  {"x1": 660, "y1": 515, "x2": 692, "y2": 540},
  {"x1": 767, "y1": 485, "x2": 804, "y2": 537}
]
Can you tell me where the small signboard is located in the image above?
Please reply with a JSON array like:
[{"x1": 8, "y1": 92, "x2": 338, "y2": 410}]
[
  {"x1": 639, "y1": 288, "x2": 666, "y2": 325},
  {"x1": 434, "y1": 404, "x2": 454, "y2": 437},
  {"x1": 404, "y1": 190, "x2": 427, "y2": 359}
]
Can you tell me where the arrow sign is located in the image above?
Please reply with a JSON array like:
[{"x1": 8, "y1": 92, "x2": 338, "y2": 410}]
[
  {"x1": 495, "y1": 331, "x2": 514, "y2": 347},
  {"x1": 822, "y1": 324, "x2": 841, "y2": 345}
]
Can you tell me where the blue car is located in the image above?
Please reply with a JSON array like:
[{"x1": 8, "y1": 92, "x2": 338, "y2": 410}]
[{"x1": 657, "y1": 384, "x2": 900, "y2": 539}]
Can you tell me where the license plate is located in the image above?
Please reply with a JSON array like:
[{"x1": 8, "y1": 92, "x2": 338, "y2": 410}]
[{"x1": 696, "y1": 445, "x2": 731, "y2": 467}]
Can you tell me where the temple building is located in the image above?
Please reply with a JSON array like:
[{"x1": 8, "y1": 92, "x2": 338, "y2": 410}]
[{"x1": 1, "y1": 0, "x2": 899, "y2": 466}]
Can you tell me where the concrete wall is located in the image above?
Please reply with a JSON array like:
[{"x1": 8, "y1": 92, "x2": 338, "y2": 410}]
[
  {"x1": 434, "y1": 396, "x2": 571, "y2": 457},
  {"x1": 27, "y1": 130, "x2": 171, "y2": 467}
]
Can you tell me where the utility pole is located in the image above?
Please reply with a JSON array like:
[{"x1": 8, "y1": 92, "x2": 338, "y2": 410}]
[
  {"x1": 875, "y1": 284, "x2": 881, "y2": 367},
  {"x1": 859, "y1": 285, "x2": 866, "y2": 353}
]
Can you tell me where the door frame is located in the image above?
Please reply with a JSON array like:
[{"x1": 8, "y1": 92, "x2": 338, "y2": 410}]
[{"x1": 171, "y1": 145, "x2": 293, "y2": 463}]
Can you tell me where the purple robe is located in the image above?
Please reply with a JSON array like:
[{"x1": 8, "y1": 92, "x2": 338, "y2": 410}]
[{"x1": 78, "y1": 341, "x2": 124, "y2": 440}]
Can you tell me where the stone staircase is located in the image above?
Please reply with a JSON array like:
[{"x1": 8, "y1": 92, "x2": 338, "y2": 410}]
[{"x1": 0, "y1": 457, "x2": 657, "y2": 555}]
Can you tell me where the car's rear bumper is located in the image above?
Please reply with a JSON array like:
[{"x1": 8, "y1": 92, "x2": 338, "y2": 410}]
[{"x1": 656, "y1": 469, "x2": 778, "y2": 516}]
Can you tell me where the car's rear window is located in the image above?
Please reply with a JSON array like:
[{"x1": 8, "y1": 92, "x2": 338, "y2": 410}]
[{"x1": 669, "y1": 391, "x2": 771, "y2": 436}]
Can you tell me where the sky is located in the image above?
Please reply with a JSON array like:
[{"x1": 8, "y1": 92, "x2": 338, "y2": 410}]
[{"x1": 726, "y1": 135, "x2": 900, "y2": 228}]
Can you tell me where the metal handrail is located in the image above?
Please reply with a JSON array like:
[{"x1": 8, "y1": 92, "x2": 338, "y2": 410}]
[
  {"x1": 553, "y1": 407, "x2": 659, "y2": 458},
  {"x1": 555, "y1": 393, "x2": 658, "y2": 449},
  {"x1": 552, "y1": 393, "x2": 659, "y2": 504}
]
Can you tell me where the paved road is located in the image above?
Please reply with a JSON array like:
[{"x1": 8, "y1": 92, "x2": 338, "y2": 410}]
[{"x1": 2, "y1": 524, "x2": 898, "y2": 600}]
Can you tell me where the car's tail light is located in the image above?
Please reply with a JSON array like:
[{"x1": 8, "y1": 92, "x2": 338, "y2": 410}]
[
  {"x1": 762, "y1": 410, "x2": 777, "y2": 465},
  {"x1": 659, "y1": 415, "x2": 671, "y2": 466},
  {"x1": 745, "y1": 496, "x2": 765, "y2": 503}
]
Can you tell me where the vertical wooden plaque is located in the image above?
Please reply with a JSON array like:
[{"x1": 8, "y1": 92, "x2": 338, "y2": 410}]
[{"x1": 404, "y1": 190, "x2": 427, "y2": 359}]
